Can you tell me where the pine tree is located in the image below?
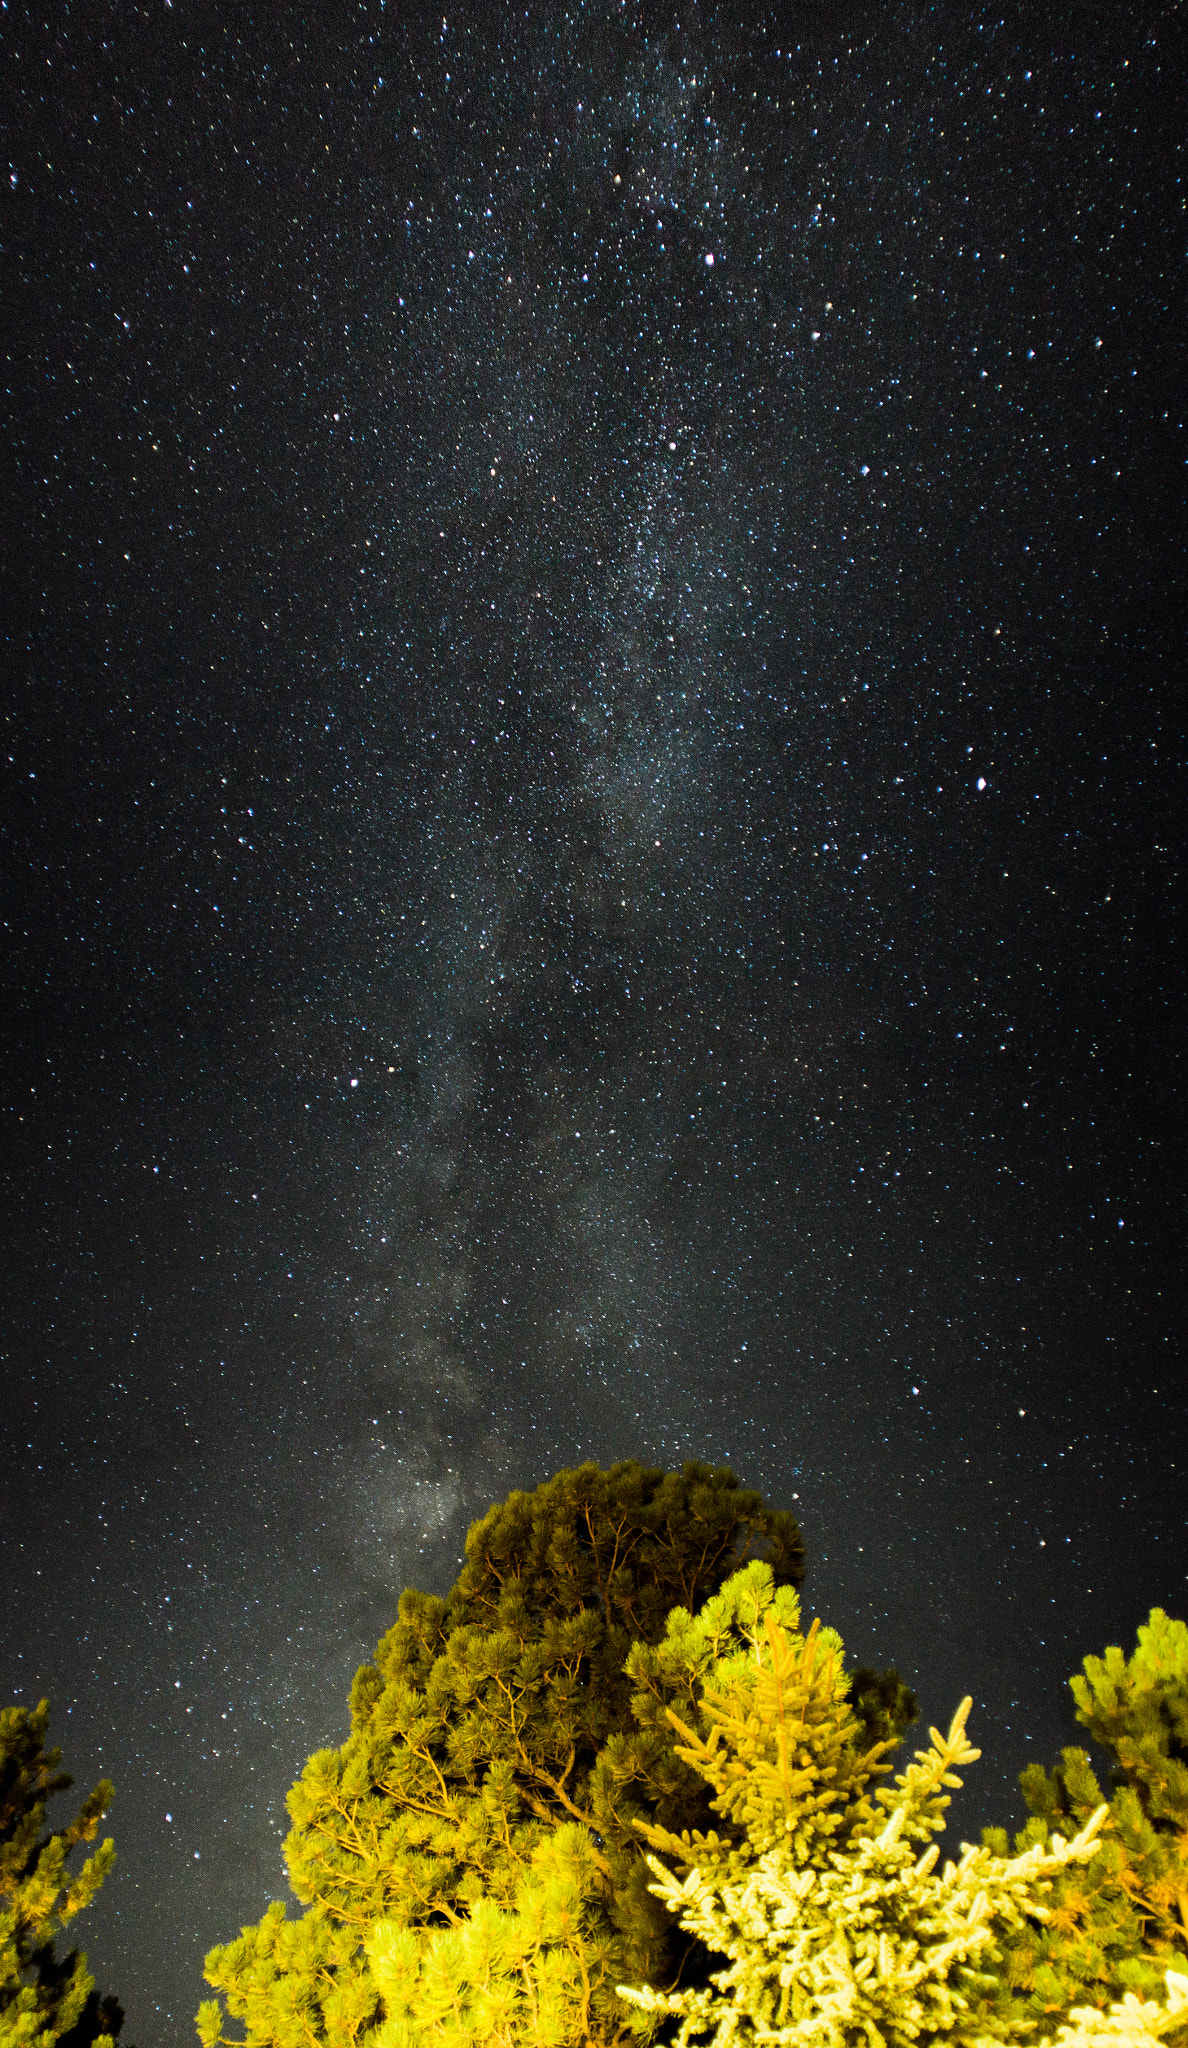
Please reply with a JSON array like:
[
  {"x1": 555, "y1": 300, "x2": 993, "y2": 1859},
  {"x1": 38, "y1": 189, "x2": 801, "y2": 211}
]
[
  {"x1": 979, "y1": 1608, "x2": 1188, "y2": 2036},
  {"x1": 198, "y1": 1462, "x2": 813, "y2": 2048},
  {"x1": 608, "y1": 1558, "x2": 917, "y2": 1895},
  {"x1": 353, "y1": 1563, "x2": 916, "y2": 2048},
  {"x1": 616, "y1": 1569, "x2": 1135, "y2": 2048},
  {"x1": 0, "y1": 1700, "x2": 122, "y2": 2048}
]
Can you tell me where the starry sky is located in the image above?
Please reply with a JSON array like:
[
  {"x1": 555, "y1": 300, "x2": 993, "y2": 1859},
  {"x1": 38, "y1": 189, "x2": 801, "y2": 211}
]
[{"x1": 2, "y1": 2, "x2": 1185, "y2": 2040}]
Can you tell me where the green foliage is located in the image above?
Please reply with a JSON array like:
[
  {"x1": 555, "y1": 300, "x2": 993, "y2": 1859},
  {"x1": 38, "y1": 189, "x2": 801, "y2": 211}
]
[
  {"x1": 200, "y1": 1462, "x2": 816, "y2": 2048},
  {"x1": 197, "y1": 1908, "x2": 370, "y2": 2048},
  {"x1": 618, "y1": 1581, "x2": 1121, "y2": 2048},
  {"x1": 623, "y1": 1561, "x2": 907, "y2": 1883},
  {"x1": 980, "y1": 1609, "x2": 1188, "y2": 2037},
  {"x1": 363, "y1": 1824, "x2": 614, "y2": 2048},
  {"x1": 0, "y1": 1700, "x2": 122, "y2": 2048}
]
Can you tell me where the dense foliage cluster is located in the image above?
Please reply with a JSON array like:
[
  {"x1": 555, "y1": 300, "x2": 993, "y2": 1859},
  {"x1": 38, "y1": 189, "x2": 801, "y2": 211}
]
[
  {"x1": 351, "y1": 1560, "x2": 913, "y2": 2048},
  {"x1": 979, "y1": 1607, "x2": 1188, "y2": 2036},
  {"x1": 616, "y1": 1579, "x2": 1188, "y2": 2048},
  {"x1": 197, "y1": 1461, "x2": 830, "y2": 2048},
  {"x1": 617, "y1": 1571, "x2": 1174, "y2": 2048}
]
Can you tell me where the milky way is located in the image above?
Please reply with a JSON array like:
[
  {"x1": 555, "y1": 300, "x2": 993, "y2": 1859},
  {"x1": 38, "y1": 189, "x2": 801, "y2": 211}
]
[{"x1": 2, "y1": 5, "x2": 1183, "y2": 2041}]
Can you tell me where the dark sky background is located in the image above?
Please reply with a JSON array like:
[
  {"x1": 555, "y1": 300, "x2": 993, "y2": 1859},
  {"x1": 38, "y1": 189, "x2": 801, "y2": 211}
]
[{"x1": 2, "y1": 1, "x2": 1185, "y2": 2041}]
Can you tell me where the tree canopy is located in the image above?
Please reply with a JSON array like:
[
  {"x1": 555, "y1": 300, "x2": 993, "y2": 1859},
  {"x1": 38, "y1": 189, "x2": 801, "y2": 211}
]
[
  {"x1": 198, "y1": 1460, "x2": 829, "y2": 2048},
  {"x1": 352, "y1": 1557, "x2": 916, "y2": 2048},
  {"x1": 979, "y1": 1606, "x2": 1188, "y2": 2037},
  {"x1": 617, "y1": 1578, "x2": 1187, "y2": 2048},
  {"x1": 0, "y1": 1699, "x2": 125, "y2": 2048}
]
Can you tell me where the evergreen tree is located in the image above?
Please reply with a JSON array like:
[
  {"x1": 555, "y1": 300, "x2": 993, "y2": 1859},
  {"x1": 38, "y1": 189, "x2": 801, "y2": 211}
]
[
  {"x1": 353, "y1": 1562, "x2": 916, "y2": 2048},
  {"x1": 979, "y1": 1608, "x2": 1188, "y2": 2035},
  {"x1": 0, "y1": 1700, "x2": 123, "y2": 2048},
  {"x1": 198, "y1": 1462, "x2": 813, "y2": 2048},
  {"x1": 617, "y1": 1559, "x2": 915, "y2": 1889},
  {"x1": 616, "y1": 1568, "x2": 1131, "y2": 2048}
]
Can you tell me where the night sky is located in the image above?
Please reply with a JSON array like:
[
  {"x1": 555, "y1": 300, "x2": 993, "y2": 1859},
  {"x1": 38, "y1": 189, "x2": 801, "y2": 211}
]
[{"x1": 2, "y1": 2, "x2": 1185, "y2": 2041}]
